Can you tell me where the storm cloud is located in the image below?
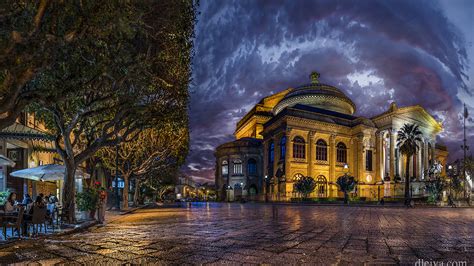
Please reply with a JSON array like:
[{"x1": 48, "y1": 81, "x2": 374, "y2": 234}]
[{"x1": 184, "y1": 0, "x2": 473, "y2": 183}]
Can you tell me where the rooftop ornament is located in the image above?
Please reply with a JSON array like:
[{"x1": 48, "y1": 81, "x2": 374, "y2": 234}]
[{"x1": 310, "y1": 71, "x2": 320, "y2": 84}]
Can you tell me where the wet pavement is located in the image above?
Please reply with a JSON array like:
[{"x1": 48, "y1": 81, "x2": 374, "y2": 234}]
[{"x1": 0, "y1": 203, "x2": 472, "y2": 265}]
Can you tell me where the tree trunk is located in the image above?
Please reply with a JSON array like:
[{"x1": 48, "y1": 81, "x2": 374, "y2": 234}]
[
  {"x1": 133, "y1": 179, "x2": 140, "y2": 206},
  {"x1": 63, "y1": 160, "x2": 77, "y2": 223},
  {"x1": 404, "y1": 155, "x2": 411, "y2": 206},
  {"x1": 122, "y1": 174, "x2": 129, "y2": 210},
  {"x1": 343, "y1": 191, "x2": 348, "y2": 204}
]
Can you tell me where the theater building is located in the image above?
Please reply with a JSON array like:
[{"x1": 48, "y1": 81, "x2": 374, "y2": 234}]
[{"x1": 215, "y1": 72, "x2": 448, "y2": 201}]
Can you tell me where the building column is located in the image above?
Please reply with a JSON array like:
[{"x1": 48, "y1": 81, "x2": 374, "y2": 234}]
[
  {"x1": 272, "y1": 137, "x2": 278, "y2": 200},
  {"x1": 307, "y1": 131, "x2": 314, "y2": 178},
  {"x1": 389, "y1": 129, "x2": 396, "y2": 180},
  {"x1": 357, "y1": 135, "x2": 364, "y2": 181},
  {"x1": 423, "y1": 140, "x2": 429, "y2": 178},
  {"x1": 431, "y1": 141, "x2": 436, "y2": 164},
  {"x1": 329, "y1": 134, "x2": 336, "y2": 197},
  {"x1": 418, "y1": 145, "x2": 423, "y2": 180},
  {"x1": 376, "y1": 131, "x2": 384, "y2": 181},
  {"x1": 285, "y1": 130, "x2": 291, "y2": 197}
]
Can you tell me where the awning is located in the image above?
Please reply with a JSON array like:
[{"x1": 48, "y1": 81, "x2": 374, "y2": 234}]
[
  {"x1": 0, "y1": 122, "x2": 56, "y2": 153},
  {"x1": 10, "y1": 164, "x2": 89, "y2": 181},
  {"x1": 0, "y1": 123, "x2": 55, "y2": 141},
  {"x1": 0, "y1": 155, "x2": 15, "y2": 167}
]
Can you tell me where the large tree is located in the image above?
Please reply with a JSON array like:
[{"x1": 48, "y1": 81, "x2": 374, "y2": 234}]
[
  {"x1": 29, "y1": 1, "x2": 195, "y2": 222},
  {"x1": 98, "y1": 124, "x2": 188, "y2": 210},
  {"x1": 396, "y1": 123, "x2": 423, "y2": 206},
  {"x1": 0, "y1": 0, "x2": 91, "y2": 129}
]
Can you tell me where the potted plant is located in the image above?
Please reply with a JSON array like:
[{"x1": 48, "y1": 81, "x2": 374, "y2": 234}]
[{"x1": 76, "y1": 187, "x2": 99, "y2": 219}]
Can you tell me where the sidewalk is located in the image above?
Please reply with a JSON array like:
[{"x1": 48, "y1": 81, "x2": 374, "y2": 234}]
[{"x1": 0, "y1": 204, "x2": 149, "y2": 246}]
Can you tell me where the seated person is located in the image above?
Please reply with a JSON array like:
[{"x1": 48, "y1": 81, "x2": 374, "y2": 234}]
[
  {"x1": 22, "y1": 194, "x2": 33, "y2": 205},
  {"x1": 29, "y1": 196, "x2": 46, "y2": 215},
  {"x1": 48, "y1": 193, "x2": 59, "y2": 204},
  {"x1": 4, "y1": 192, "x2": 17, "y2": 213}
]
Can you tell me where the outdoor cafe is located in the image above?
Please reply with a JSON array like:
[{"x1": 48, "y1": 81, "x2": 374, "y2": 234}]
[{"x1": 0, "y1": 161, "x2": 88, "y2": 239}]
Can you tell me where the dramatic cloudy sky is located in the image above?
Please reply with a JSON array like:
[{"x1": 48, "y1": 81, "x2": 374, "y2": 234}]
[{"x1": 183, "y1": 0, "x2": 474, "y2": 183}]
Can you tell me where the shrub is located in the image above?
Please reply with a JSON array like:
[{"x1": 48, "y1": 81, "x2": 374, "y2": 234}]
[
  {"x1": 76, "y1": 188, "x2": 99, "y2": 212},
  {"x1": 293, "y1": 176, "x2": 317, "y2": 199}
]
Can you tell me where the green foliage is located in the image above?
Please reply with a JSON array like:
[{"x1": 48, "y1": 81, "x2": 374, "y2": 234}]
[
  {"x1": 397, "y1": 123, "x2": 423, "y2": 204},
  {"x1": 76, "y1": 188, "x2": 98, "y2": 212},
  {"x1": 294, "y1": 176, "x2": 317, "y2": 199},
  {"x1": 337, "y1": 174, "x2": 357, "y2": 204},
  {"x1": 0, "y1": 190, "x2": 10, "y2": 206},
  {"x1": 425, "y1": 177, "x2": 446, "y2": 203},
  {"x1": 397, "y1": 124, "x2": 422, "y2": 157},
  {"x1": 336, "y1": 174, "x2": 357, "y2": 193}
]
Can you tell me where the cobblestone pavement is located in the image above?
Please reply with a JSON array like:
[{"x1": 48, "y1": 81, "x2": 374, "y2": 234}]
[{"x1": 0, "y1": 203, "x2": 472, "y2": 265}]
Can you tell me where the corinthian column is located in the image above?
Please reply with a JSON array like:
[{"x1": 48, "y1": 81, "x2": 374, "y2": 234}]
[
  {"x1": 390, "y1": 129, "x2": 396, "y2": 180},
  {"x1": 376, "y1": 131, "x2": 383, "y2": 181}
]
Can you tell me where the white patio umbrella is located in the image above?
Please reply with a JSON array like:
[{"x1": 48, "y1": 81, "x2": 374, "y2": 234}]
[
  {"x1": 10, "y1": 164, "x2": 90, "y2": 181},
  {"x1": 0, "y1": 155, "x2": 15, "y2": 167}
]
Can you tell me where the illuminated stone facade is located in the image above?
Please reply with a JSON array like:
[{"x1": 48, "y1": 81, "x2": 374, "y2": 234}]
[{"x1": 215, "y1": 72, "x2": 448, "y2": 201}]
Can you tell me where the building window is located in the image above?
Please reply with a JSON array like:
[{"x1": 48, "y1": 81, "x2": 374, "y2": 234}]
[
  {"x1": 366, "y1": 150, "x2": 373, "y2": 171},
  {"x1": 280, "y1": 136, "x2": 286, "y2": 160},
  {"x1": 248, "y1": 158, "x2": 257, "y2": 175},
  {"x1": 293, "y1": 136, "x2": 305, "y2": 159},
  {"x1": 336, "y1": 142, "x2": 347, "y2": 163},
  {"x1": 293, "y1": 173, "x2": 304, "y2": 181},
  {"x1": 269, "y1": 142, "x2": 274, "y2": 164},
  {"x1": 222, "y1": 160, "x2": 228, "y2": 175},
  {"x1": 316, "y1": 139, "x2": 328, "y2": 161},
  {"x1": 233, "y1": 160, "x2": 242, "y2": 174},
  {"x1": 316, "y1": 175, "x2": 327, "y2": 197}
]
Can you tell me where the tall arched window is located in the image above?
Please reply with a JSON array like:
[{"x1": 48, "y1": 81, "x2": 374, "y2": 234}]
[
  {"x1": 247, "y1": 158, "x2": 257, "y2": 175},
  {"x1": 222, "y1": 160, "x2": 228, "y2": 175},
  {"x1": 293, "y1": 136, "x2": 305, "y2": 159},
  {"x1": 336, "y1": 142, "x2": 347, "y2": 163},
  {"x1": 269, "y1": 142, "x2": 274, "y2": 164},
  {"x1": 316, "y1": 175, "x2": 327, "y2": 197},
  {"x1": 293, "y1": 173, "x2": 304, "y2": 181},
  {"x1": 316, "y1": 139, "x2": 328, "y2": 161},
  {"x1": 233, "y1": 159, "x2": 242, "y2": 174},
  {"x1": 280, "y1": 136, "x2": 286, "y2": 160}
]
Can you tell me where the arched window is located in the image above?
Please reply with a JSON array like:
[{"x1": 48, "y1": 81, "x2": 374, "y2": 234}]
[
  {"x1": 293, "y1": 173, "x2": 304, "y2": 181},
  {"x1": 247, "y1": 158, "x2": 257, "y2": 175},
  {"x1": 280, "y1": 136, "x2": 286, "y2": 160},
  {"x1": 336, "y1": 142, "x2": 347, "y2": 163},
  {"x1": 269, "y1": 142, "x2": 274, "y2": 164},
  {"x1": 293, "y1": 136, "x2": 305, "y2": 159},
  {"x1": 233, "y1": 159, "x2": 242, "y2": 174},
  {"x1": 316, "y1": 139, "x2": 328, "y2": 161},
  {"x1": 316, "y1": 175, "x2": 327, "y2": 197},
  {"x1": 222, "y1": 160, "x2": 228, "y2": 175}
]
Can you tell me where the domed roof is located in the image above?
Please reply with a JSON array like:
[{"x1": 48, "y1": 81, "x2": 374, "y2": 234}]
[{"x1": 273, "y1": 72, "x2": 356, "y2": 115}]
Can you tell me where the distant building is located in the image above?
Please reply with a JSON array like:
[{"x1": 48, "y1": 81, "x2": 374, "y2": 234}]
[
  {"x1": 0, "y1": 112, "x2": 58, "y2": 199},
  {"x1": 215, "y1": 72, "x2": 448, "y2": 201}
]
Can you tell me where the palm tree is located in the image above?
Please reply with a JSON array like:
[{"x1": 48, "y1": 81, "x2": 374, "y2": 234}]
[{"x1": 397, "y1": 123, "x2": 423, "y2": 206}]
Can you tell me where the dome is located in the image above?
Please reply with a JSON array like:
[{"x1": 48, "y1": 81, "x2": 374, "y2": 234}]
[{"x1": 273, "y1": 72, "x2": 356, "y2": 115}]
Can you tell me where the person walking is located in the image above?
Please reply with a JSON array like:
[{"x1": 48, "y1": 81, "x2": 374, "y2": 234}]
[{"x1": 97, "y1": 188, "x2": 107, "y2": 224}]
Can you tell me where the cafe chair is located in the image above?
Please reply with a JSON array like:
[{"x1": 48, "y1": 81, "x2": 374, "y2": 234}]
[
  {"x1": 2, "y1": 207, "x2": 24, "y2": 239},
  {"x1": 27, "y1": 206, "x2": 48, "y2": 236}
]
